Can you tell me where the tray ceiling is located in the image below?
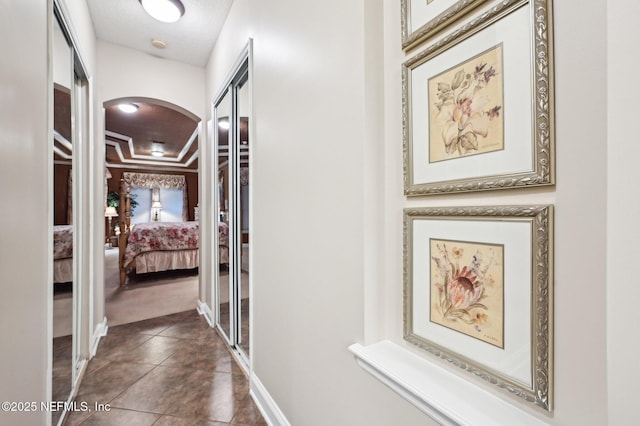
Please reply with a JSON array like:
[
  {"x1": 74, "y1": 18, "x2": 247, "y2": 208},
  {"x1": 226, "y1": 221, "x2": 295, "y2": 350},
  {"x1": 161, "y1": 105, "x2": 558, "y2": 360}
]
[{"x1": 105, "y1": 101, "x2": 199, "y2": 171}]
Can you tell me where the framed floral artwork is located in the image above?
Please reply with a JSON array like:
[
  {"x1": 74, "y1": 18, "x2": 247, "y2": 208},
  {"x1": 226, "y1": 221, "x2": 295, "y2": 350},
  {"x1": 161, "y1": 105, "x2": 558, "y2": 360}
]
[
  {"x1": 401, "y1": 0, "x2": 489, "y2": 51},
  {"x1": 403, "y1": 205, "x2": 554, "y2": 411},
  {"x1": 403, "y1": 0, "x2": 554, "y2": 195}
]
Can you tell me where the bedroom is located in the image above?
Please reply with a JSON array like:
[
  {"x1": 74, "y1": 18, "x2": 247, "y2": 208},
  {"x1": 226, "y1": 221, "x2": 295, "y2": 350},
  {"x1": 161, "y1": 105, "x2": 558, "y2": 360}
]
[
  {"x1": 53, "y1": 96, "x2": 204, "y2": 329},
  {"x1": 104, "y1": 98, "x2": 202, "y2": 325}
]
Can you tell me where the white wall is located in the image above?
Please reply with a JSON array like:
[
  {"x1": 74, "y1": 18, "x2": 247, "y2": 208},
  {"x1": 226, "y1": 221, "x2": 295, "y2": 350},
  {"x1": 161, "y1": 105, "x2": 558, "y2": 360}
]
[
  {"x1": 607, "y1": 1, "x2": 640, "y2": 425},
  {"x1": 2, "y1": 0, "x2": 637, "y2": 425},
  {"x1": 93, "y1": 41, "x2": 206, "y2": 326},
  {"x1": 387, "y1": 0, "x2": 608, "y2": 423},
  {"x1": 205, "y1": 0, "x2": 613, "y2": 425},
  {"x1": 0, "y1": 0, "x2": 96, "y2": 424},
  {"x1": 62, "y1": 0, "x2": 97, "y2": 73},
  {"x1": 96, "y1": 41, "x2": 205, "y2": 118},
  {"x1": 204, "y1": 0, "x2": 435, "y2": 425},
  {"x1": 0, "y1": 0, "x2": 50, "y2": 421},
  {"x1": 0, "y1": 1, "x2": 51, "y2": 424},
  {"x1": 385, "y1": 0, "x2": 608, "y2": 424}
]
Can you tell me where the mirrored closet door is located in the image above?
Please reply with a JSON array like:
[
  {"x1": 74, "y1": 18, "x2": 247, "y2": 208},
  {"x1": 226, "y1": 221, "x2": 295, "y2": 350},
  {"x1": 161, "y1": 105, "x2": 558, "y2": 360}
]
[
  {"x1": 52, "y1": 15, "x2": 74, "y2": 423},
  {"x1": 51, "y1": 3, "x2": 90, "y2": 424},
  {"x1": 236, "y1": 71, "x2": 250, "y2": 358},
  {"x1": 214, "y1": 46, "x2": 251, "y2": 365},
  {"x1": 216, "y1": 87, "x2": 233, "y2": 342}
]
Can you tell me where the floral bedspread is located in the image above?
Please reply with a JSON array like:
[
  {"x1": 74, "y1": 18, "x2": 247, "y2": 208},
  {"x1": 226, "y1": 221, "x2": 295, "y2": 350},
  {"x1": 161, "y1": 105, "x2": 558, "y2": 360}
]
[
  {"x1": 53, "y1": 225, "x2": 73, "y2": 260},
  {"x1": 218, "y1": 221, "x2": 229, "y2": 247},
  {"x1": 124, "y1": 221, "x2": 199, "y2": 267}
]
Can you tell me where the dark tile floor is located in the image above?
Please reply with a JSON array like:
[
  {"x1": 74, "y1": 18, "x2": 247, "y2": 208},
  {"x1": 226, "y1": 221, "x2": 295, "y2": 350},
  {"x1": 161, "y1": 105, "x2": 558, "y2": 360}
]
[
  {"x1": 53, "y1": 334, "x2": 73, "y2": 425},
  {"x1": 63, "y1": 310, "x2": 267, "y2": 426}
]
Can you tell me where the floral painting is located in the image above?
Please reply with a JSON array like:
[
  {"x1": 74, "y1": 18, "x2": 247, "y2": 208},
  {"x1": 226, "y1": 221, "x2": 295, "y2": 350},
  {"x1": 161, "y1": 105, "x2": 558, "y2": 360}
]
[
  {"x1": 430, "y1": 239, "x2": 504, "y2": 347},
  {"x1": 428, "y1": 44, "x2": 504, "y2": 163}
]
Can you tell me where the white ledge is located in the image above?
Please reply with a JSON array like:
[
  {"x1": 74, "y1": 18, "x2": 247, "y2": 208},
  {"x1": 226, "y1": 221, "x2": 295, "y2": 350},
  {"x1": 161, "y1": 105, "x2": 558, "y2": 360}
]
[{"x1": 349, "y1": 340, "x2": 548, "y2": 426}]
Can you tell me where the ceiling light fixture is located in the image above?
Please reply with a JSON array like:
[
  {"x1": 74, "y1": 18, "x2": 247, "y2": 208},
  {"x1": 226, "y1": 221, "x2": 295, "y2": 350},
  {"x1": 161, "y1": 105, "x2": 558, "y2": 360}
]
[
  {"x1": 151, "y1": 141, "x2": 165, "y2": 157},
  {"x1": 118, "y1": 103, "x2": 139, "y2": 113},
  {"x1": 218, "y1": 118, "x2": 230, "y2": 129},
  {"x1": 139, "y1": 0, "x2": 185, "y2": 23}
]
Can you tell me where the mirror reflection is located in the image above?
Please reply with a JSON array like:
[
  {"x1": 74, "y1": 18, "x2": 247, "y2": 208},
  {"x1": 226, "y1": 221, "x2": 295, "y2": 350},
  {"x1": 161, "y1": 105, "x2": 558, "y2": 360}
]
[
  {"x1": 52, "y1": 13, "x2": 74, "y2": 426},
  {"x1": 214, "y1": 59, "x2": 250, "y2": 365},
  {"x1": 237, "y1": 73, "x2": 250, "y2": 357},
  {"x1": 216, "y1": 89, "x2": 232, "y2": 342}
]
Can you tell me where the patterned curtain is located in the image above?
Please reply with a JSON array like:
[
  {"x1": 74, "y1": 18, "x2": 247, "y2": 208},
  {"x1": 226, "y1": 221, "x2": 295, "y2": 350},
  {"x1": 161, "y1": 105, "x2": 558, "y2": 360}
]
[
  {"x1": 240, "y1": 167, "x2": 249, "y2": 186},
  {"x1": 105, "y1": 167, "x2": 112, "y2": 209},
  {"x1": 66, "y1": 169, "x2": 73, "y2": 224}
]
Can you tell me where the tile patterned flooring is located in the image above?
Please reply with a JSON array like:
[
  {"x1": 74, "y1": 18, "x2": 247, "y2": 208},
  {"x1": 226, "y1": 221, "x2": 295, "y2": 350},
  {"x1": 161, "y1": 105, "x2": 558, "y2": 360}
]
[
  {"x1": 63, "y1": 310, "x2": 266, "y2": 425},
  {"x1": 53, "y1": 335, "x2": 73, "y2": 425}
]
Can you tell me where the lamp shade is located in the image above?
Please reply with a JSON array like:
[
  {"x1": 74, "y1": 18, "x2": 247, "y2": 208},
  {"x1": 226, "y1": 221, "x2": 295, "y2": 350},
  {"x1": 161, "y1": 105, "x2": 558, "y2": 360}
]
[
  {"x1": 105, "y1": 206, "x2": 118, "y2": 217},
  {"x1": 151, "y1": 201, "x2": 163, "y2": 209}
]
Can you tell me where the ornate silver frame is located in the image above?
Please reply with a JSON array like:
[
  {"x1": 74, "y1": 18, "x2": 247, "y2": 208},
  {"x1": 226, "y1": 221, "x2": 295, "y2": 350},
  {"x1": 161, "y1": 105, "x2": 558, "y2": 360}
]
[
  {"x1": 403, "y1": 0, "x2": 554, "y2": 196},
  {"x1": 401, "y1": 0, "x2": 489, "y2": 51},
  {"x1": 403, "y1": 205, "x2": 554, "y2": 411}
]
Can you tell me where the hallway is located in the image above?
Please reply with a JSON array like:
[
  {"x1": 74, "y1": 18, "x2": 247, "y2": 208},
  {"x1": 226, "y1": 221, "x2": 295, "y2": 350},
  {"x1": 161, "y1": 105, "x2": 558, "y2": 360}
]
[{"x1": 63, "y1": 311, "x2": 266, "y2": 425}]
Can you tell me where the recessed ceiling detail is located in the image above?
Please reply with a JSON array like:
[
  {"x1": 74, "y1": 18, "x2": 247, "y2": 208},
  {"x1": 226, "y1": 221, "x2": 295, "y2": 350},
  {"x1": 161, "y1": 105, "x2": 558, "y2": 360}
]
[
  {"x1": 105, "y1": 100, "x2": 199, "y2": 171},
  {"x1": 53, "y1": 88, "x2": 72, "y2": 164},
  {"x1": 53, "y1": 131, "x2": 72, "y2": 161}
]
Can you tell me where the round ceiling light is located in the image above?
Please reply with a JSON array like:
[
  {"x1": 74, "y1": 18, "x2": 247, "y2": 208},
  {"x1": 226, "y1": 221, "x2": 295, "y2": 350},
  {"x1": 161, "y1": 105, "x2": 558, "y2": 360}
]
[
  {"x1": 218, "y1": 118, "x2": 230, "y2": 129},
  {"x1": 139, "y1": 0, "x2": 185, "y2": 23},
  {"x1": 118, "y1": 103, "x2": 139, "y2": 113}
]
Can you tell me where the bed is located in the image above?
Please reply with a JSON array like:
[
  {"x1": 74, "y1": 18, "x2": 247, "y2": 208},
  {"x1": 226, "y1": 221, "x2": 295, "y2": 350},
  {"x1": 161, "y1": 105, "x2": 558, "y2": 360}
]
[
  {"x1": 117, "y1": 179, "x2": 229, "y2": 287},
  {"x1": 54, "y1": 224, "x2": 73, "y2": 284}
]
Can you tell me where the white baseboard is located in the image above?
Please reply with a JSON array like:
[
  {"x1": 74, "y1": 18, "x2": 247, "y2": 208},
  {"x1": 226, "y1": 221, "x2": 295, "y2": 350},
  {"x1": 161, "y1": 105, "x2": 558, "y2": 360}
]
[
  {"x1": 197, "y1": 300, "x2": 214, "y2": 327},
  {"x1": 250, "y1": 372, "x2": 291, "y2": 426},
  {"x1": 90, "y1": 317, "x2": 108, "y2": 357}
]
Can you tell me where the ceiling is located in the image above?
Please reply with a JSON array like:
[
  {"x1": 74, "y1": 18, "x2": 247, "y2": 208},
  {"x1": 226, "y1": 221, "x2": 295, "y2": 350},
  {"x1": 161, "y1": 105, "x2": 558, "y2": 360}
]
[
  {"x1": 81, "y1": 0, "x2": 234, "y2": 173},
  {"x1": 86, "y1": 0, "x2": 233, "y2": 67},
  {"x1": 104, "y1": 101, "x2": 200, "y2": 171}
]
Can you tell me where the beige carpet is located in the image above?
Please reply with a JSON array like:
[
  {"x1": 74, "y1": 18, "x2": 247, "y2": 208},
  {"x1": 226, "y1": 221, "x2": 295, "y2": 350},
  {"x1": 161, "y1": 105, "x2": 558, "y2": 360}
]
[
  {"x1": 53, "y1": 286, "x2": 73, "y2": 338},
  {"x1": 104, "y1": 248, "x2": 199, "y2": 326},
  {"x1": 53, "y1": 249, "x2": 199, "y2": 336},
  {"x1": 53, "y1": 248, "x2": 249, "y2": 335}
]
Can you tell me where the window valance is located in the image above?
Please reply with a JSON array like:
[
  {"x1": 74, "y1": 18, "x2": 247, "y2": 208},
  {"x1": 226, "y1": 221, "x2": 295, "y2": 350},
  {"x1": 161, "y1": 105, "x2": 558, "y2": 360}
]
[{"x1": 122, "y1": 172, "x2": 187, "y2": 190}]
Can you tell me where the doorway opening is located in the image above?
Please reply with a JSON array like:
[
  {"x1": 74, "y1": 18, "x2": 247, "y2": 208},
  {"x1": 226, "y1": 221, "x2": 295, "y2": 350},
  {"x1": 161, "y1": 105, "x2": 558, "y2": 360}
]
[{"x1": 103, "y1": 97, "x2": 202, "y2": 326}]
